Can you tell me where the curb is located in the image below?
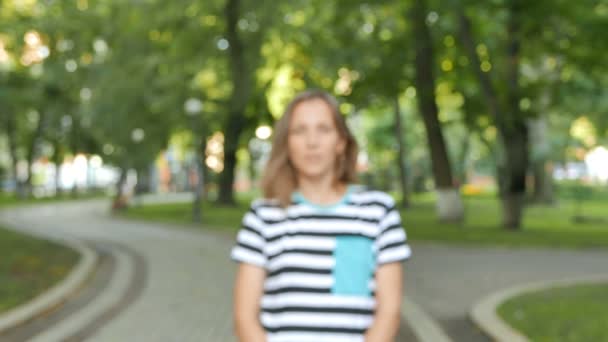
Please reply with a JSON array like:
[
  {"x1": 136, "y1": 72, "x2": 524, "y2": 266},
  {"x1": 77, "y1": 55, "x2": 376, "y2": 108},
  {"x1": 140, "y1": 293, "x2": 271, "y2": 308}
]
[
  {"x1": 470, "y1": 274, "x2": 608, "y2": 342},
  {"x1": 402, "y1": 296, "x2": 453, "y2": 342},
  {"x1": 0, "y1": 237, "x2": 98, "y2": 334},
  {"x1": 28, "y1": 245, "x2": 135, "y2": 342}
]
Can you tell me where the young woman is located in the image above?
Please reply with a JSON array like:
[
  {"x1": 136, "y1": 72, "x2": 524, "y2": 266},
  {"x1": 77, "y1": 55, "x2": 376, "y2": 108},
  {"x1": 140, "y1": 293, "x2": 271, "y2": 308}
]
[{"x1": 231, "y1": 90, "x2": 411, "y2": 342}]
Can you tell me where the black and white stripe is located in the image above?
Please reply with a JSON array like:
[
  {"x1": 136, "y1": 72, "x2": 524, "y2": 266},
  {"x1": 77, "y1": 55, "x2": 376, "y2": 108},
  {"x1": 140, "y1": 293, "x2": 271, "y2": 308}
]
[{"x1": 231, "y1": 187, "x2": 411, "y2": 341}]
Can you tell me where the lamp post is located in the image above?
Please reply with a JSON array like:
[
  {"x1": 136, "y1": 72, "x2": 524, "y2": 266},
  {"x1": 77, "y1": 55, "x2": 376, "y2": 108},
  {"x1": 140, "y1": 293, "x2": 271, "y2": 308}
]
[
  {"x1": 185, "y1": 98, "x2": 204, "y2": 223},
  {"x1": 249, "y1": 125, "x2": 273, "y2": 182},
  {"x1": 131, "y1": 128, "x2": 145, "y2": 207}
]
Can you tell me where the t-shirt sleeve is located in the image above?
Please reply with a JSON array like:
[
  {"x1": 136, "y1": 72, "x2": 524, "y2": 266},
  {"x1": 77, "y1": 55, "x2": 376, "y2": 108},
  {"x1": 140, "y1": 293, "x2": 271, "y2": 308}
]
[
  {"x1": 374, "y1": 197, "x2": 412, "y2": 265},
  {"x1": 230, "y1": 203, "x2": 268, "y2": 268}
]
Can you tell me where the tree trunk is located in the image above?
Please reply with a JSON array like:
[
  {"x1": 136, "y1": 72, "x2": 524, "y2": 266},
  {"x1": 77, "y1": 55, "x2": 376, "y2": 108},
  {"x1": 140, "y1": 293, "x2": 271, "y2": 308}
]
[
  {"x1": 458, "y1": 5, "x2": 529, "y2": 230},
  {"x1": 532, "y1": 160, "x2": 554, "y2": 204},
  {"x1": 200, "y1": 136, "x2": 209, "y2": 201},
  {"x1": 132, "y1": 166, "x2": 148, "y2": 207},
  {"x1": 192, "y1": 135, "x2": 206, "y2": 223},
  {"x1": 218, "y1": 119, "x2": 245, "y2": 205},
  {"x1": 457, "y1": 12, "x2": 503, "y2": 124},
  {"x1": 393, "y1": 96, "x2": 410, "y2": 209},
  {"x1": 50, "y1": 139, "x2": 64, "y2": 197},
  {"x1": 412, "y1": 171, "x2": 426, "y2": 193},
  {"x1": 218, "y1": 0, "x2": 250, "y2": 206},
  {"x1": 501, "y1": 192, "x2": 525, "y2": 229},
  {"x1": 502, "y1": 1, "x2": 528, "y2": 230},
  {"x1": 54, "y1": 156, "x2": 63, "y2": 197},
  {"x1": 529, "y1": 117, "x2": 553, "y2": 204},
  {"x1": 112, "y1": 166, "x2": 129, "y2": 211},
  {"x1": 381, "y1": 167, "x2": 391, "y2": 192},
  {"x1": 116, "y1": 168, "x2": 127, "y2": 199},
  {"x1": 501, "y1": 125, "x2": 528, "y2": 229},
  {"x1": 456, "y1": 134, "x2": 471, "y2": 186},
  {"x1": 411, "y1": 0, "x2": 463, "y2": 222},
  {"x1": 437, "y1": 188, "x2": 466, "y2": 223},
  {"x1": 192, "y1": 166, "x2": 203, "y2": 223},
  {"x1": 6, "y1": 113, "x2": 21, "y2": 197},
  {"x1": 24, "y1": 110, "x2": 47, "y2": 198},
  {"x1": 71, "y1": 159, "x2": 80, "y2": 198},
  {"x1": 247, "y1": 148, "x2": 256, "y2": 191}
]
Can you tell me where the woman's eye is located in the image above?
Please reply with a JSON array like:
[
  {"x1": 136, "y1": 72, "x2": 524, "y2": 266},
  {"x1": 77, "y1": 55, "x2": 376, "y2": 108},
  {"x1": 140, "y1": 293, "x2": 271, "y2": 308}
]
[
  {"x1": 319, "y1": 126, "x2": 332, "y2": 133},
  {"x1": 291, "y1": 127, "x2": 305, "y2": 135}
]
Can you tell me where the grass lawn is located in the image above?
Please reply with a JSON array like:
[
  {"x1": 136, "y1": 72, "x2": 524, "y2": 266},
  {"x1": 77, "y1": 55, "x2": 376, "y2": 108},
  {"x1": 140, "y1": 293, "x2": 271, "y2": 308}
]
[
  {"x1": 498, "y1": 283, "x2": 608, "y2": 341},
  {"x1": 0, "y1": 190, "x2": 109, "y2": 208},
  {"x1": 122, "y1": 200, "x2": 250, "y2": 232},
  {"x1": 400, "y1": 192, "x2": 608, "y2": 248},
  {"x1": 0, "y1": 226, "x2": 79, "y2": 314},
  {"x1": 121, "y1": 187, "x2": 608, "y2": 249}
]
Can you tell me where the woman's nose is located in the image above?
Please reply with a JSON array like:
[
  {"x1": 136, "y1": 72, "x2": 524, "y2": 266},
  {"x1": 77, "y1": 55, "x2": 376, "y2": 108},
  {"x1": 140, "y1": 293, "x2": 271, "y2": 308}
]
[{"x1": 305, "y1": 131, "x2": 319, "y2": 146}]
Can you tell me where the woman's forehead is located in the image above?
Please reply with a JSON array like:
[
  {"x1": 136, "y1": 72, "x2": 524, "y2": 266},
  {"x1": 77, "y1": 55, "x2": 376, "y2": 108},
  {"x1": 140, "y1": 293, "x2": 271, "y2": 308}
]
[{"x1": 290, "y1": 99, "x2": 335, "y2": 125}]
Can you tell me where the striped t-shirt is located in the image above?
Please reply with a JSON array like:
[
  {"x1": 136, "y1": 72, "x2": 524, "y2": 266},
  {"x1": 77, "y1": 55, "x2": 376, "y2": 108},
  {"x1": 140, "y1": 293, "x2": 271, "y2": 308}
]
[{"x1": 230, "y1": 185, "x2": 412, "y2": 342}]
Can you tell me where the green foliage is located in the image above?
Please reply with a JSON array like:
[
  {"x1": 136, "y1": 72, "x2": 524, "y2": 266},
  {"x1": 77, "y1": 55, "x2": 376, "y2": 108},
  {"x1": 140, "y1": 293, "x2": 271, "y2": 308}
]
[{"x1": 0, "y1": 0, "x2": 606, "y2": 204}]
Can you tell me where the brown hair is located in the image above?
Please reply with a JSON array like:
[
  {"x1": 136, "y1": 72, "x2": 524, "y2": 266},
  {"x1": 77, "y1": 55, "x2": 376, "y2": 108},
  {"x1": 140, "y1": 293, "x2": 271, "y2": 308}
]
[{"x1": 260, "y1": 89, "x2": 359, "y2": 208}]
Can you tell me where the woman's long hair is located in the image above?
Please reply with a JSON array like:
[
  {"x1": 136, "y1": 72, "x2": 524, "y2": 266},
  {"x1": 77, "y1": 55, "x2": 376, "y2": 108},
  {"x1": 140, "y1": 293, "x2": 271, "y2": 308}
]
[{"x1": 260, "y1": 90, "x2": 359, "y2": 208}]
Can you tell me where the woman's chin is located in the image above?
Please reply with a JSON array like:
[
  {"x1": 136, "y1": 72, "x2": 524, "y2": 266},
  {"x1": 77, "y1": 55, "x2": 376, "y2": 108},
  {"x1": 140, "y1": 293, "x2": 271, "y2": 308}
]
[{"x1": 298, "y1": 168, "x2": 331, "y2": 180}]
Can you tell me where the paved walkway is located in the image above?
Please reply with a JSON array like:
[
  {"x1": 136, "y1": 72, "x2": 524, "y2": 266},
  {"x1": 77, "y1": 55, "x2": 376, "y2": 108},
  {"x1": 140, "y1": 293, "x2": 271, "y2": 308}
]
[
  {"x1": 1, "y1": 201, "x2": 419, "y2": 341},
  {"x1": 404, "y1": 242, "x2": 608, "y2": 341},
  {"x1": 1, "y1": 201, "x2": 238, "y2": 341},
  {"x1": 2, "y1": 199, "x2": 608, "y2": 341}
]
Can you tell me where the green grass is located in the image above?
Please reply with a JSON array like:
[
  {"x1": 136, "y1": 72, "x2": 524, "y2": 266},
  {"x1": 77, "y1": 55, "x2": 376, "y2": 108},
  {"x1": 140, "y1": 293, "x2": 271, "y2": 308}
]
[
  {"x1": 398, "y1": 193, "x2": 608, "y2": 249},
  {"x1": 498, "y1": 283, "x2": 608, "y2": 341},
  {"x1": 122, "y1": 190, "x2": 608, "y2": 249},
  {"x1": 0, "y1": 190, "x2": 110, "y2": 208},
  {"x1": 0, "y1": 191, "x2": 95, "y2": 313},
  {"x1": 0, "y1": 226, "x2": 79, "y2": 314},
  {"x1": 123, "y1": 201, "x2": 250, "y2": 232}
]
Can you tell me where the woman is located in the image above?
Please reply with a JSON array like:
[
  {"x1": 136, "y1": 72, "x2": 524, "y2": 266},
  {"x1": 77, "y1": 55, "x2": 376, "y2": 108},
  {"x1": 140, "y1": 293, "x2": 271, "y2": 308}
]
[{"x1": 231, "y1": 90, "x2": 411, "y2": 342}]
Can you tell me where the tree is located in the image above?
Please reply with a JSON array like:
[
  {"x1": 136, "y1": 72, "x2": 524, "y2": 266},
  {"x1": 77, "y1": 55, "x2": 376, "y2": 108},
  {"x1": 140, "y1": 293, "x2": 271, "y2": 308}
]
[
  {"x1": 456, "y1": 1, "x2": 529, "y2": 229},
  {"x1": 217, "y1": 0, "x2": 278, "y2": 205},
  {"x1": 411, "y1": 0, "x2": 464, "y2": 222}
]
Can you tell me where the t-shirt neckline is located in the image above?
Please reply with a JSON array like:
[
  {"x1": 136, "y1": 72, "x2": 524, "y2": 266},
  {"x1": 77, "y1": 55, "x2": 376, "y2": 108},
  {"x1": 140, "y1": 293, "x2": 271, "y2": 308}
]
[{"x1": 292, "y1": 184, "x2": 353, "y2": 211}]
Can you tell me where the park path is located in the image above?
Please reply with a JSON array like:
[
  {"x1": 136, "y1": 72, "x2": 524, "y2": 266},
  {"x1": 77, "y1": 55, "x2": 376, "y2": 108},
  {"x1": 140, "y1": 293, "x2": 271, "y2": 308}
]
[
  {"x1": 404, "y1": 241, "x2": 608, "y2": 341},
  {"x1": 0, "y1": 200, "x2": 419, "y2": 341},
  {"x1": 1, "y1": 200, "x2": 240, "y2": 341},
  {"x1": 2, "y1": 198, "x2": 608, "y2": 341}
]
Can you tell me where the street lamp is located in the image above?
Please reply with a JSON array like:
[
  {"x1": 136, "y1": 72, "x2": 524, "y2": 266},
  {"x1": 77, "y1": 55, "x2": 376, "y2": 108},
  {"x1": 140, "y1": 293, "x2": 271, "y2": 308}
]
[
  {"x1": 184, "y1": 98, "x2": 204, "y2": 223},
  {"x1": 130, "y1": 128, "x2": 145, "y2": 206},
  {"x1": 184, "y1": 98, "x2": 203, "y2": 116},
  {"x1": 131, "y1": 128, "x2": 145, "y2": 143}
]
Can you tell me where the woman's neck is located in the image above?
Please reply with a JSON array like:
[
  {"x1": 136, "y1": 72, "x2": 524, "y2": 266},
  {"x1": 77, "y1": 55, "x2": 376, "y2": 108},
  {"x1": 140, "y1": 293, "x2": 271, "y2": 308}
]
[{"x1": 296, "y1": 177, "x2": 348, "y2": 206}]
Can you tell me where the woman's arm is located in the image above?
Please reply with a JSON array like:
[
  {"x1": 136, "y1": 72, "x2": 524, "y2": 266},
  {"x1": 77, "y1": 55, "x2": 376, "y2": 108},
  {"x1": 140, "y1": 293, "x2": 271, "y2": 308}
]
[
  {"x1": 233, "y1": 263, "x2": 267, "y2": 342},
  {"x1": 364, "y1": 262, "x2": 404, "y2": 342}
]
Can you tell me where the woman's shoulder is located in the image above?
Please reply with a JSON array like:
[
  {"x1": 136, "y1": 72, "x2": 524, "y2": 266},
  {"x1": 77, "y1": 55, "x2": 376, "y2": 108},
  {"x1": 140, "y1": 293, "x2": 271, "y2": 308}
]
[
  {"x1": 248, "y1": 197, "x2": 282, "y2": 213},
  {"x1": 348, "y1": 185, "x2": 397, "y2": 210},
  {"x1": 245, "y1": 198, "x2": 288, "y2": 224}
]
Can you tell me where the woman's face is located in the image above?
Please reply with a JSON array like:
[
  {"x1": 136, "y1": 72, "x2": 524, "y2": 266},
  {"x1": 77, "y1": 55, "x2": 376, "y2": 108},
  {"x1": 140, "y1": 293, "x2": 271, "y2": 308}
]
[{"x1": 287, "y1": 98, "x2": 346, "y2": 182}]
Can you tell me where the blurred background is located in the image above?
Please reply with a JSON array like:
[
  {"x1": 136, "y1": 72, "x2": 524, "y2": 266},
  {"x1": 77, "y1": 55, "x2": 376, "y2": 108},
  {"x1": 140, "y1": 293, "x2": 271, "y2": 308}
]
[
  {"x1": 0, "y1": 0, "x2": 608, "y2": 340},
  {"x1": 1, "y1": 0, "x2": 607, "y2": 226}
]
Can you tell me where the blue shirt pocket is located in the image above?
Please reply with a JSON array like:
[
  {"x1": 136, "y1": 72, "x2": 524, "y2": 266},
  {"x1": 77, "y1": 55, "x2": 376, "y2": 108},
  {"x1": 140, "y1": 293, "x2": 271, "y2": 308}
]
[{"x1": 332, "y1": 235, "x2": 375, "y2": 297}]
